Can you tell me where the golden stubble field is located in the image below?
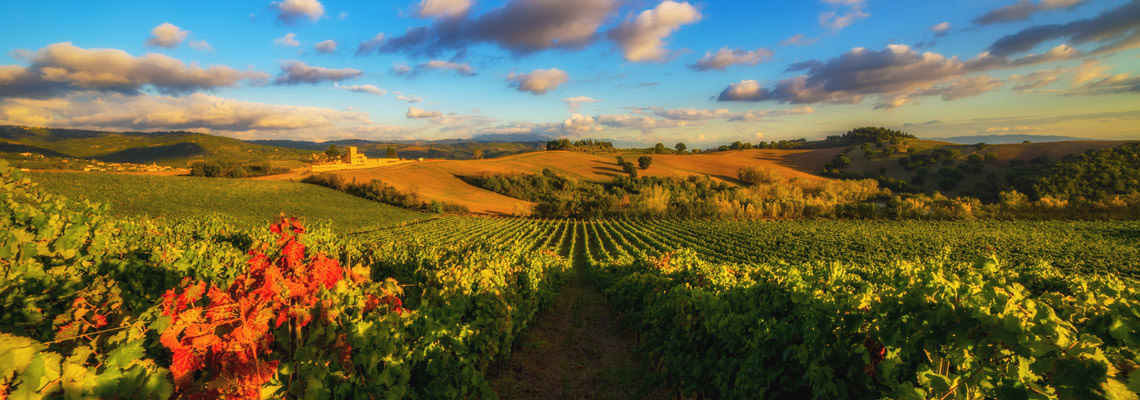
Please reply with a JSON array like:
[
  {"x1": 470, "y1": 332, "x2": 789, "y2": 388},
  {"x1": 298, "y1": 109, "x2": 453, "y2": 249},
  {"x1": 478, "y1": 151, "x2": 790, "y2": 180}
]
[{"x1": 260, "y1": 148, "x2": 845, "y2": 215}]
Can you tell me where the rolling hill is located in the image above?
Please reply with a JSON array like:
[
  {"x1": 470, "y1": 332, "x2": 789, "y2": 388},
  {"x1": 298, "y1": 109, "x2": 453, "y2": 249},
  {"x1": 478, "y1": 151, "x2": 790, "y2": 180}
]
[
  {"x1": 263, "y1": 148, "x2": 845, "y2": 215},
  {"x1": 251, "y1": 138, "x2": 546, "y2": 160},
  {"x1": 0, "y1": 125, "x2": 315, "y2": 167}
]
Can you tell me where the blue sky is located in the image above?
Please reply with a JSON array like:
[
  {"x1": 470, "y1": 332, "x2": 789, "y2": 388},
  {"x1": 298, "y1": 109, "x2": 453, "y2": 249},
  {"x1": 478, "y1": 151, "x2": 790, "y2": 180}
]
[{"x1": 0, "y1": 0, "x2": 1137, "y2": 146}]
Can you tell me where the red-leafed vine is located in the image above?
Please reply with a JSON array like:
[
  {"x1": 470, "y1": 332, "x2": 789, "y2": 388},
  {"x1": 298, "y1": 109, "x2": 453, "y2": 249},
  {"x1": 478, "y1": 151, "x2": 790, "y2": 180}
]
[{"x1": 158, "y1": 217, "x2": 397, "y2": 399}]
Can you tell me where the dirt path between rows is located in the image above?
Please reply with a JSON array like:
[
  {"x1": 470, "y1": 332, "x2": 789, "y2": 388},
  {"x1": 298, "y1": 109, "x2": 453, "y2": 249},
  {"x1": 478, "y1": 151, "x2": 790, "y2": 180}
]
[{"x1": 489, "y1": 271, "x2": 669, "y2": 400}]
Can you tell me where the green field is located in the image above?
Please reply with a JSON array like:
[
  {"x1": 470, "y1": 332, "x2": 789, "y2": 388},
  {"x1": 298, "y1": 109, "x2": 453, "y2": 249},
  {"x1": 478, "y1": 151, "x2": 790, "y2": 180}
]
[
  {"x1": 362, "y1": 216, "x2": 1140, "y2": 274},
  {"x1": 30, "y1": 172, "x2": 429, "y2": 233},
  {"x1": 7, "y1": 163, "x2": 1140, "y2": 400}
]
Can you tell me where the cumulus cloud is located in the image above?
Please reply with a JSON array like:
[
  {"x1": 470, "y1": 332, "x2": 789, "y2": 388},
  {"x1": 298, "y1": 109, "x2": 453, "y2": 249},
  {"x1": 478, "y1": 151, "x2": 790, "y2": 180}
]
[
  {"x1": 337, "y1": 83, "x2": 386, "y2": 96},
  {"x1": 273, "y1": 60, "x2": 362, "y2": 85},
  {"x1": 274, "y1": 33, "x2": 300, "y2": 47},
  {"x1": 406, "y1": 106, "x2": 442, "y2": 119},
  {"x1": 562, "y1": 96, "x2": 600, "y2": 113},
  {"x1": 379, "y1": 0, "x2": 618, "y2": 56},
  {"x1": 715, "y1": 43, "x2": 1078, "y2": 108},
  {"x1": 986, "y1": 1, "x2": 1140, "y2": 57},
  {"x1": 974, "y1": 0, "x2": 1085, "y2": 25},
  {"x1": 780, "y1": 34, "x2": 818, "y2": 46},
  {"x1": 691, "y1": 47, "x2": 773, "y2": 71},
  {"x1": 507, "y1": 68, "x2": 568, "y2": 95},
  {"x1": 145, "y1": 23, "x2": 190, "y2": 49},
  {"x1": 272, "y1": 0, "x2": 325, "y2": 24},
  {"x1": 0, "y1": 92, "x2": 398, "y2": 140},
  {"x1": 391, "y1": 60, "x2": 476, "y2": 77},
  {"x1": 315, "y1": 40, "x2": 338, "y2": 54},
  {"x1": 719, "y1": 45, "x2": 972, "y2": 104},
  {"x1": 416, "y1": 0, "x2": 472, "y2": 18},
  {"x1": 819, "y1": 0, "x2": 870, "y2": 31},
  {"x1": 0, "y1": 42, "x2": 268, "y2": 98},
  {"x1": 608, "y1": 1, "x2": 701, "y2": 62},
  {"x1": 930, "y1": 22, "x2": 951, "y2": 36},
  {"x1": 355, "y1": 33, "x2": 385, "y2": 55},
  {"x1": 561, "y1": 114, "x2": 602, "y2": 134}
]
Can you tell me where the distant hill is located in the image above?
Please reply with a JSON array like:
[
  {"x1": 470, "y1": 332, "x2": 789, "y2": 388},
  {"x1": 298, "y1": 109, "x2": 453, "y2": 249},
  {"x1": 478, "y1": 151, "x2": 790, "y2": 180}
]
[
  {"x1": 0, "y1": 125, "x2": 313, "y2": 167},
  {"x1": 471, "y1": 133, "x2": 553, "y2": 142},
  {"x1": 930, "y1": 134, "x2": 1089, "y2": 144},
  {"x1": 250, "y1": 139, "x2": 545, "y2": 160}
]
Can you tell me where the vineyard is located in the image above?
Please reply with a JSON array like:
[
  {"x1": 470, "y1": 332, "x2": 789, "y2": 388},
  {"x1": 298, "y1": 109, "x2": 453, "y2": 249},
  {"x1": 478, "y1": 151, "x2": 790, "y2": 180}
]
[{"x1": 5, "y1": 157, "x2": 1140, "y2": 399}]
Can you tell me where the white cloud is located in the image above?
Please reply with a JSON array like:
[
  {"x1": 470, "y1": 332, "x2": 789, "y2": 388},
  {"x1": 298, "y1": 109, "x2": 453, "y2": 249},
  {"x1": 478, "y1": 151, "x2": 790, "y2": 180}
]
[
  {"x1": 272, "y1": 0, "x2": 325, "y2": 24},
  {"x1": 337, "y1": 83, "x2": 386, "y2": 96},
  {"x1": 0, "y1": 92, "x2": 403, "y2": 141},
  {"x1": 273, "y1": 60, "x2": 362, "y2": 85},
  {"x1": 416, "y1": 0, "x2": 472, "y2": 18},
  {"x1": 930, "y1": 22, "x2": 951, "y2": 35},
  {"x1": 608, "y1": 1, "x2": 702, "y2": 62},
  {"x1": 691, "y1": 47, "x2": 773, "y2": 71},
  {"x1": 392, "y1": 60, "x2": 476, "y2": 77},
  {"x1": 396, "y1": 94, "x2": 424, "y2": 103},
  {"x1": 406, "y1": 106, "x2": 442, "y2": 119},
  {"x1": 819, "y1": 0, "x2": 870, "y2": 31},
  {"x1": 715, "y1": 44, "x2": 1064, "y2": 107},
  {"x1": 562, "y1": 96, "x2": 600, "y2": 113},
  {"x1": 274, "y1": 33, "x2": 300, "y2": 47},
  {"x1": 145, "y1": 23, "x2": 189, "y2": 49},
  {"x1": 315, "y1": 39, "x2": 338, "y2": 54},
  {"x1": 0, "y1": 42, "x2": 268, "y2": 98},
  {"x1": 507, "y1": 68, "x2": 569, "y2": 95},
  {"x1": 562, "y1": 113, "x2": 602, "y2": 134}
]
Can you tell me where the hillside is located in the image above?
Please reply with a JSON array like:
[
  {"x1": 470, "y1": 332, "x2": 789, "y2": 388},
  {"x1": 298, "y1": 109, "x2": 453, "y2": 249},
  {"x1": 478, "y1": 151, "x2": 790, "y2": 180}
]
[
  {"x1": 930, "y1": 134, "x2": 1089, "y2": 144},
  {"x1": 265, "y1": 148, "x2": 844, "y2": 215},
  {"x1": 0, "y1": 125, "x2": 314, "y2": 167},
  {"x1": 30, "y1": 171, "x2": 429, "y2": 233},
  {"x1": 834, "y1": 139, "x2": 1137, "y2": 198}
]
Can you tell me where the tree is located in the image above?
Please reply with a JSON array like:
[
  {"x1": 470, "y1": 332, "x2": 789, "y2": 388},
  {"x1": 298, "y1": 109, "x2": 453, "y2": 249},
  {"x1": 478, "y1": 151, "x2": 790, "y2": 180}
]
[
  {"x1": 386, "y1": 146, "x2": 398, "y2": 158},
  {"x1": 325, "y1": 144, "x2": 341, "y2": 159},
  {"x1": 637, "y1": 156, "x2": 653, "y2": 170},
  {"x1": 675, "y1": 142, "x2": 687, "y2": 153},
  {"x1": 654, "y1": 143, "x2": 667, "y2": 154},
  {"x1": 620, "y1": 161, "x2": 638, "y2": 178},
  {"x1": 473, "y1": 149, "x2": 484, "y2": 159}
]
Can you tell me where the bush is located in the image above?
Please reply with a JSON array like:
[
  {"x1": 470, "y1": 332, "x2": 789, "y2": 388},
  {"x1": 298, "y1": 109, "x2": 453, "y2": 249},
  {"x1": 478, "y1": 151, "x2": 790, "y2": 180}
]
[
  {"x1": 737, "y1": 166, "x2": 781, "y2": 185},
  {"x1": 637, "y1": 156, "x2": 653, "y2": 170}
]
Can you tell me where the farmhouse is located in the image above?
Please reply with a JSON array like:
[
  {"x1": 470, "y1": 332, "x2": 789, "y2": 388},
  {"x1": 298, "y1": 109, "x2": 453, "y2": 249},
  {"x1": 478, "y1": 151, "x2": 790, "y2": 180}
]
[{"x1": 343, "y1": 146, "x2": 367, "y2": 165}]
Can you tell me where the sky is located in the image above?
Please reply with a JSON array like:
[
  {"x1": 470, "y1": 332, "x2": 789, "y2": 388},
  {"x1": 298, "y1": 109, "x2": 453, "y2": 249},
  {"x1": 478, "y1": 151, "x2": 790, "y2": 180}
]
[{"x1": 0, "y1": 0, "x2": 1137, "y2": 146}]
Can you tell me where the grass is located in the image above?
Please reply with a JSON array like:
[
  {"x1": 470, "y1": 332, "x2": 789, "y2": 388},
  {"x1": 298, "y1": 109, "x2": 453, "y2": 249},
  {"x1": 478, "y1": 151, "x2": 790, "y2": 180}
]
[{"x1": 30, "y1": 172, "x2": 430, "y2": 233}]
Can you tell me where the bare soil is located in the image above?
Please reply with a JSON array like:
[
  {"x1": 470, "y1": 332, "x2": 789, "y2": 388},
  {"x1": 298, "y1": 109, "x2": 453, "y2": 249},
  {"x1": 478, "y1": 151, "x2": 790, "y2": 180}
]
[{"x1": 489, "y1": 272, "x2": 669, "y2": 400}]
